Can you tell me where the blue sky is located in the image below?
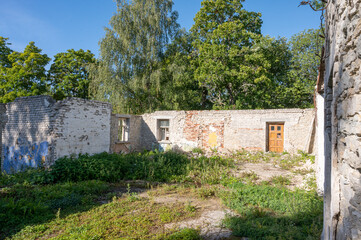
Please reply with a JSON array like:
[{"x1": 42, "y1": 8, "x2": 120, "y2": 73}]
[{"x1": 0, "y1": 0, "x2": 321, "y2": 59}]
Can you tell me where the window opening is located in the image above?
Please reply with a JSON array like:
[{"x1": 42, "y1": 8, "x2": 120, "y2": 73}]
[
  {"x1": 117, "y1": 118, "x2": 130, "y2": 142},
  {"x1": 158, "y1": 119, "x2": 170, "y2": 141}
]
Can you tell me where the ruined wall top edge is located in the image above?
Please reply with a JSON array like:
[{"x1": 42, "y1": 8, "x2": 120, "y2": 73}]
[
  {"x1": 143, "y1": 108, "x2": 315, "y2": 115},
  {"x1": 8, "y1": 95, "x2": 112, "y2": 108}
]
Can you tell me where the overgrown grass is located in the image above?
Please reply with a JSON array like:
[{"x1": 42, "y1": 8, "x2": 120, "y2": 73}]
[
  {"x1": 232, "y1": 149, "x2": 315, "y2": 170},
  {"x1": 0, "y1": 180, "x2": 109, "y2": 239},
  {"x1": 0, "y1": 150, "x2": 322, "y2": 239},
  {"x1": 9, "y1": 194, "x2": 199, "y2": 240},
  {"x1": 0, "y1": 151, "x2": 234, "y2": 187},
  {"x1": 221, "y1": 183, "x2": 323, "y2": 239},
  {"x1": 270, "y1": 175, "x2": 291, "y2": 186}
]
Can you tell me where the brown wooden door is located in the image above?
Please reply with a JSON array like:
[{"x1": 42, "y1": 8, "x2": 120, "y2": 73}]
[{"x1": 268, "y1": 124, "x2": 284, "y2": 153}]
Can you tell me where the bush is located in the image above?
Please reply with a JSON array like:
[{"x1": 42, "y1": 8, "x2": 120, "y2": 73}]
[{"x1": 44, "y1": 151, "x2": 234, "y2": 185}]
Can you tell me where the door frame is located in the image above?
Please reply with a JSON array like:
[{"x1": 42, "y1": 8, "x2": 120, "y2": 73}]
[{"x1": 266, "y1": 122, "x2": 285, "y2": 152}]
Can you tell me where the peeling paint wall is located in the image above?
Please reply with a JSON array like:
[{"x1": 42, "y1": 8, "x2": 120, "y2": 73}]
[
  {"x1": 137, "y1": 109, "x2": 315, "y2": 153},
  {"x1": 53, "y1": 98, "x2": 112, "y2": 161},
  {"x1": 1, "y1": 96, "x2": 55, "y2": 173},
  {"x1": 323, "y1": 0, "x2": 361, "y2": 239},
  {"x1": 1, "y1": 96, "x2": 112, "y2": 173}
]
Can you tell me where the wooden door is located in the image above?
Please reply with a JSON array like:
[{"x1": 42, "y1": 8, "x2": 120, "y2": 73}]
[{"x1": 268, "y1": 124, "x2": 284, "y2": 153}]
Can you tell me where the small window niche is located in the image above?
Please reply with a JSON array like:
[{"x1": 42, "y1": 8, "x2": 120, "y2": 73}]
[
  {"x1": 158, "y1": 119, "x2": 170, "y2": 142},
  {"x1": 117, "y1": 118, "x2": 130, "y2": 142}
]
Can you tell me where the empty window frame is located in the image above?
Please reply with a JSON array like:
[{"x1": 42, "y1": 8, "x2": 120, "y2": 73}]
[
  {"x1": 158, "y1": 119, "x2": 170, "y2": 141},
  {"x1": 117, "y1": 118, "x2": 130, "y2": 142}
]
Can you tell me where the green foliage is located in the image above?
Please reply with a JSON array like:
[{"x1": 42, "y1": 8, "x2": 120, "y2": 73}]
[
  {"x1": 196, "y1": 186, "x2": 218, "y2": 199},
  {"x1": 0, "y1": 180, "x2": 109, "y2": 238},
  {"x1": 155, "y1": 31, "x2": 210, "y2": 110},
  {"x1": 221, "y1": 183, "x2": 323, "y2": 239},
  {"x1": 165, "y1": 228, "x2": 201, "y2": 240},
  {"x1": 0, "y1": 41, "x2": 50, "y2": 103},
  {"x1": 48, "y1": 49, "x2": 95, "y2": 100},
  {"x1": 191, "y1": 147, "x2": 204, "y2": 154},
  {"x1": 191, "y1": 0, "x2": 264, "y2": 108},
  {"x1": 0, "y1": 150, "x2": 322, "y2": 239},
  {"x1": 0, "y1": 36, "x2": 12, "y2": 68},
  {"x1": 0, "y1": 168, "x2": 47, "y2": 188},
  {"x1": 240, "y1": 171, "x2": 259, "y2": 184},
  {"x1": 4, "y1": 151, "x2": 233, "y2": 185},
  {"x1": 270, "y1": 175, "x2": 291, "y2": 186},
  {"x1": 90, "y1": 0, "x2": 180, "y2": 114},
  {"x1": 7, "y1": 190, "x2": 197, "y2": 239},
  {"x1": 283, "y1": 28, "x2": 323, "y2": 108}
]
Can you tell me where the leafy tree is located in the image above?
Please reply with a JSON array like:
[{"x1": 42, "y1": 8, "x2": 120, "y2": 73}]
[
  {"x1": 0, "y1": 41, "x2": 50, "y2": 103},
  {"x1": 90, "y1": 0, "x2": 179, "y2": 114},
  {"x1": 299, "y1": 0, "x2": 327, "y2": 11},
  {"x1": 285, "y1": 28, "x2": 322, "y2": 108},
  {"x1": 155, "y1": 30, "x2": 211, "y2": 110},
  {"x1": 48, "y1": 49, "x2": 95, "y2": 100},
  {"x1": 190, "y1": 0, "x2": 266, "y2": 108},
  {"x1": 244, "y1": 36, "x2": 293, "y2": 109},
  {"x1": 0, "y1": 37, "x2": 13, "y2": 68}
]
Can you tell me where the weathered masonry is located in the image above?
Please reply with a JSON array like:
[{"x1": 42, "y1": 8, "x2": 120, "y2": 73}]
[
  {"x1": 1, "y1": 96, "x2": 111, "y2": 173},
  {"x1": 0, "y1": 95, "x2": 315, "y2": 173},
  {"x1": 111, "y1": 109, "x2": 316, "y2": 154},
  {"x1": 321, "y1": 0, "x2": 361, "y2": 239}
]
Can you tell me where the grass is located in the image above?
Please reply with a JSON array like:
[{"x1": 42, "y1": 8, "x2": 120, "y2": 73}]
[
  {"x1": 10, "y1": 195, "x2": 198, "y2": 240},
  {"x1": 0, "y1": 180, "x2": 109, "y2": 239},
  {"x1": 270, "y1": 175, "x2": 291, "y2": 186},
  {"x1": 221, "y1": 183, "x2": 323, "y2": 240},
  {"x1": 232, "y1": 149, "x2": 315, "y2": 170},
  {"x1": 0, "y1": 150, "x2": 322, "y2": 240}
]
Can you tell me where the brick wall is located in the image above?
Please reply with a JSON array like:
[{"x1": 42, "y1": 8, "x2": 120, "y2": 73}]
[
  {"x1": 1, "y1": 96, "x2": 112, "y2": 173},
  {"x1": 323, "y1": 0, "x2": 361, "y2": 238},
  {"x1": 137, "y1": 109, "x2": 315, "y2": 153},
  {"x1": 1, "y1": 96, "x2": 56, "y2": 172},
  {"x1": 52, "y1": 98, "x2": 112, "y2": 161}
]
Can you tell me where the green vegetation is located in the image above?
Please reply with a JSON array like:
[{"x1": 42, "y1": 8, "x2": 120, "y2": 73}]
[
  {"x1": 221, "y1": 183, "x2": 323, "y2": 239},
  {"x1": 48, "y1": 49, "x2": 96, "y2": 100},
  {"x1": 0, "y1": 0, "x2": 322, "y2": 111},
  {"x1": 0, "y1": 41, "x2": 50, "y2": 103},
  {"x1": 232, "y1": 149, "x2": 315, "y2": 170},
  {"x1": 0, "y1": 151, "x2": 322, "y2": 239},
  {"x1": 0, "y1": 37, "x2": 95, "y2": 103},
  {"x1": 270, "y1": 175, "x2": 291, "y2": 186}
]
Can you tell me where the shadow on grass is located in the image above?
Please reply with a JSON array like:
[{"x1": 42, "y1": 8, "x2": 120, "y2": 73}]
[{"x1": 0, "y1": 180, "x2": 147, "y2": 239}]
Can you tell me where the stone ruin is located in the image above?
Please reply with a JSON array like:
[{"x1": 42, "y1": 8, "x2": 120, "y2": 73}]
[
  {"x1": 0, "y1": 95, "x2": 316, "y2": 174},
  {"x1": 320, "y1": 0, "x2": 361, "y2": 238},
  {"x1": 1, "y1": 1, "x2": 360, "y2": 236}
]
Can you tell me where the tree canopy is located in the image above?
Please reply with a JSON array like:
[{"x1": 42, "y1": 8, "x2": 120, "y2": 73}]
[
  {"x1": 0, "y1": 0, "x2": 322, "y2": 111},
  {"x1": 48, "y1": 49, "x2": 95, "y2": 100},
  {"x1": 0, "y1": 41, "x2": 50, "y2": 103},
  {"x1": 90, "y1": 0, "x2": 180, "y2": 114}
]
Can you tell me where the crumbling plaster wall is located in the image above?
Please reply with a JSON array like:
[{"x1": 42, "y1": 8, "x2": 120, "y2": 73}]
[
  {"x1": 53, "y1": 98, "x2": 112, "y2": 161},
  {"x1": 139, "y1": 109, "x2": 315, "y2": 153},
  {"x1": 1, "y1": 96, "x2": 56, "y2": 172},
  {"x1": 323, "y1": 0, "x2": 361, "y2": 239},
  {"x1": 1, "y1": 96, "x2": 112, "y2": 173}
]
